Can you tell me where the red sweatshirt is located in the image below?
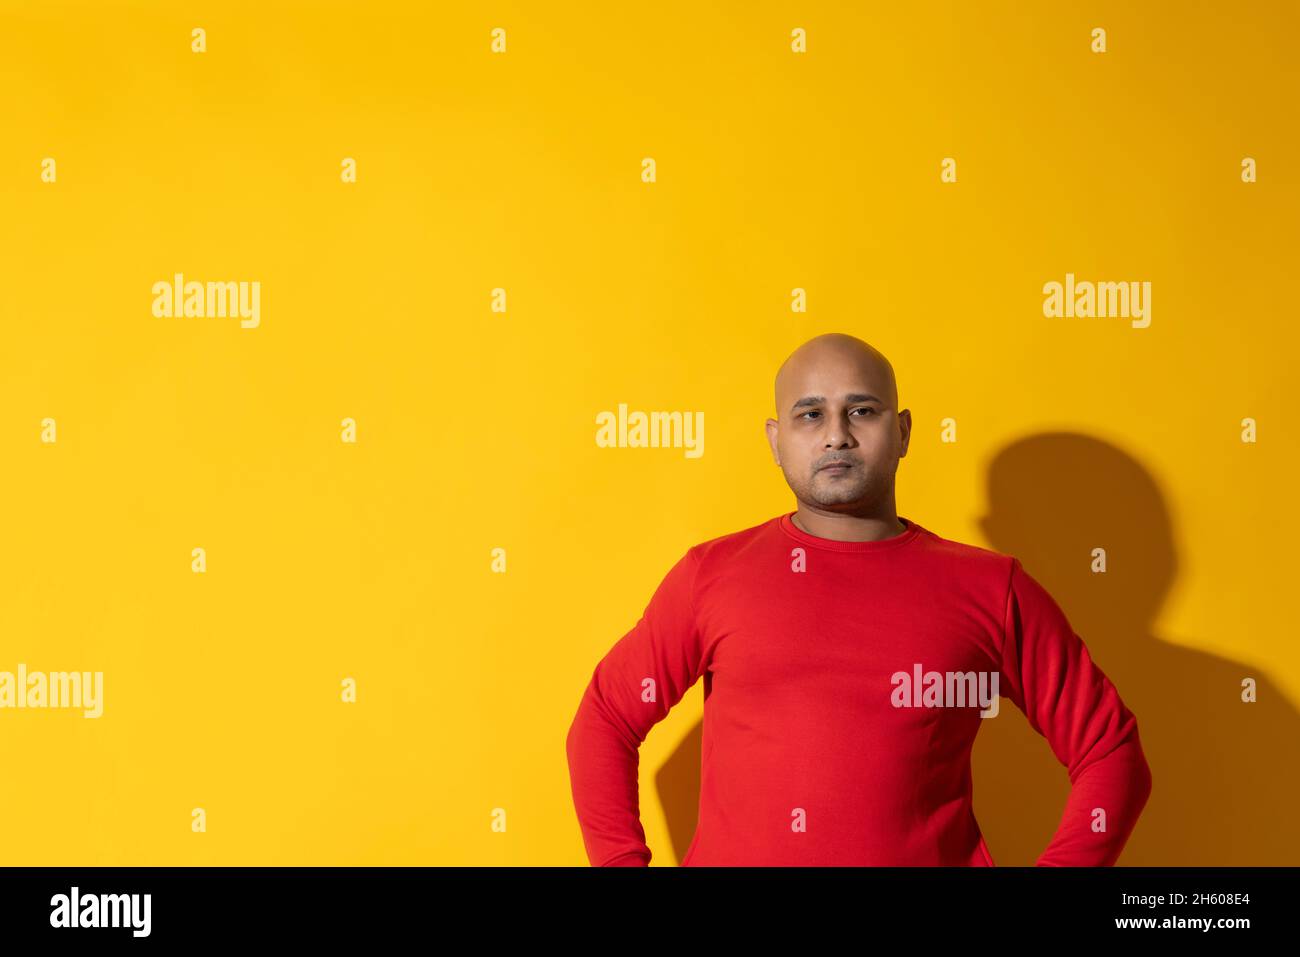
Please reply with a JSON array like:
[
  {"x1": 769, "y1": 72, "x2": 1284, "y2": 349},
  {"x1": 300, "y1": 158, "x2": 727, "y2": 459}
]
[{"x1": 565, "y1": 511, "x2": 1152, "y2": 866}]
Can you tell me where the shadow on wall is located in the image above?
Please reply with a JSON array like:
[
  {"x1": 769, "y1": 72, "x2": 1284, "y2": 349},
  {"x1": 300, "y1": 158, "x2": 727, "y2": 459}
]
[{"x1": 655, "y1": 432, "x2": 1300, "y2": 865}]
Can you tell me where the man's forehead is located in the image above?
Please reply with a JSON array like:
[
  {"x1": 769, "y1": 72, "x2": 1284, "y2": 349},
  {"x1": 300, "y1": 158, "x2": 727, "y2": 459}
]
[
  {"x1": 773, "y1": 336, "x2": 897, "y2": 409},
  {"x1": 776, "y1": 363, "x2": 895, "y2": 404}
]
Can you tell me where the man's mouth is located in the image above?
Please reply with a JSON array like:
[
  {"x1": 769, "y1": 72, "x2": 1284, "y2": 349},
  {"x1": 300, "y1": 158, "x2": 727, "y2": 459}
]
[{"x1": 819, "y1": 461, "x2": 854, "y2": 471}]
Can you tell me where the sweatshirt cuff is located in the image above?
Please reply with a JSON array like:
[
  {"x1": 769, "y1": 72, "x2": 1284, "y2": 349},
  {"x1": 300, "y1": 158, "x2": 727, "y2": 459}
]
[{"x1": 600, "y1": 851, "x2": 651, "y2": 867}]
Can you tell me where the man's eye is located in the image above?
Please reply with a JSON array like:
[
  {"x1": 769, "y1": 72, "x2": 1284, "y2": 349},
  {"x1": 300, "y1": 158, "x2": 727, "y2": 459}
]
[{"x1": 801, "y1": 408, "x2": 876, "y2": 420}]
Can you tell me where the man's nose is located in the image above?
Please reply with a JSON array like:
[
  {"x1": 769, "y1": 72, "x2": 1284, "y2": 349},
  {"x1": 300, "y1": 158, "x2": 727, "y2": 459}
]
[{"x1": 824, "y1": 415, "x2": 857, "y2": 447}]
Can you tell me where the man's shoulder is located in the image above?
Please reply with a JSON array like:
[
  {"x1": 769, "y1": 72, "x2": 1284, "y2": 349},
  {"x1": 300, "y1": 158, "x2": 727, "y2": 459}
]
[
  {"x1": 911, "y1": 522, "x2": 1018, "y2": 585},
  {"x1": 684, "y1": 514, "x2": 783, "y2": 566}
]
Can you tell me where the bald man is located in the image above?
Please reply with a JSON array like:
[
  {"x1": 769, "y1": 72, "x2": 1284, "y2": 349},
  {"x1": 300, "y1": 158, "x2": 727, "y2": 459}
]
[
  {"x1": 767, "y1": 333, "x2": 910, "y2": 543},
  {"x1": 566, "y1": 333, "x2": 1152, "y2": 867}
]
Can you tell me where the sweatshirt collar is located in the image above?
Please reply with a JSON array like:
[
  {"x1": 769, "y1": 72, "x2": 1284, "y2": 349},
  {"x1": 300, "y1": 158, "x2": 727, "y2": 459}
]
[{"x1": 778, "y1": 511, "x2": 922, "y2": 553}]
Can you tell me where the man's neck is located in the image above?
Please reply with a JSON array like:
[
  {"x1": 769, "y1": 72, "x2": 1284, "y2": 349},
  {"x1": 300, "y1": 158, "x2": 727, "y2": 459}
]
[{"x1": 792, "y1": 508, "x2": 907, "y2": 543}]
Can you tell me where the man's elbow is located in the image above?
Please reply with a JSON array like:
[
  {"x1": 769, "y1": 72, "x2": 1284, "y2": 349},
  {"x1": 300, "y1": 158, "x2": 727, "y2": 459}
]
[
  {"x1": 1133, "y1": 740, "x2": 1154, "y2": 813},
  {"x1": 564, "y1": 684, "x2": 621, "y2": 768},
  {"x1": 564, "y1": 698, "x2": 589, "y2": 769},
  {"x1": 1119, "y1": 715, "x2": 1154, "y2": 806}
]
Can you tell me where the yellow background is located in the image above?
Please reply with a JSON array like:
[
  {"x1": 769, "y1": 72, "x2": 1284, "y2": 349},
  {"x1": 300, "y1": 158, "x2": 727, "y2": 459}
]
[{"x1": 1, "y1": 1, "x2": 1295, "y2": 865}]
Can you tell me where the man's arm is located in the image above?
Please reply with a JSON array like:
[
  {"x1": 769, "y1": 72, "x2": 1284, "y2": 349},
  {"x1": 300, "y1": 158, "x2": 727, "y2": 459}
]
[
  {"x1": 565, "y1": 546, "x2": 709, "y2": 866},
  {"x1": 996, "y1": 557, "x2": 1153, "y2": 866}
]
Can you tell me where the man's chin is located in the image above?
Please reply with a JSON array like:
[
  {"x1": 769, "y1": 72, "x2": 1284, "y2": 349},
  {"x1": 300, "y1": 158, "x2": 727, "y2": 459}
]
[{"x1": 806, "y1": 487, "x2": 871, "y2": 507}]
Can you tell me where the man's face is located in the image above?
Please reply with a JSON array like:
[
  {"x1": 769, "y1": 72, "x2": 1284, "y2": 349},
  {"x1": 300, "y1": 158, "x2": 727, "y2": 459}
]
[{"x1": 765, "y1": 353, "x2": 910, "y2": 511}]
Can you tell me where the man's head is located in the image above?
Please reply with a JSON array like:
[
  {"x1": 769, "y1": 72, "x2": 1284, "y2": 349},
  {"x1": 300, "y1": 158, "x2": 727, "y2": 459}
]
[{"x1": 765, "y1": 333, "x2": 911, "y2": 513}]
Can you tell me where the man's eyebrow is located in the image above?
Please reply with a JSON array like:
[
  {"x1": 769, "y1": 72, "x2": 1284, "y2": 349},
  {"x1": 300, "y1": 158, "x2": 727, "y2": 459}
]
[{"x1": 790, "y1": 393, "x2": 883, "y2": 412}]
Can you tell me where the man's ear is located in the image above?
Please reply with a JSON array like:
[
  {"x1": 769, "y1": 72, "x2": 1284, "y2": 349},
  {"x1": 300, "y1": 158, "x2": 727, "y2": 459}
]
[
  {"x1": 898, "y1": 408, "x2": 911, "y2": 458},
  {"x1": 765, "y1": 418, "x2": 781, "y2": 464}
]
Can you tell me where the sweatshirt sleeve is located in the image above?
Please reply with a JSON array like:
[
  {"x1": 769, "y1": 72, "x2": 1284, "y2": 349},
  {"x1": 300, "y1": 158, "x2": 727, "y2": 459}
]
[
  {"x1": 565, "y1": 546, "x2": 707, "y2": 867},
  {"x1": 997, "y1": 557, "x2": 1153, "y2": 866}
]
